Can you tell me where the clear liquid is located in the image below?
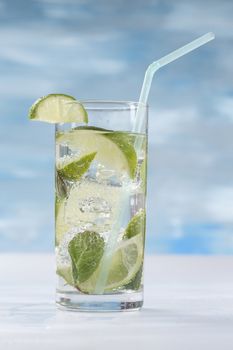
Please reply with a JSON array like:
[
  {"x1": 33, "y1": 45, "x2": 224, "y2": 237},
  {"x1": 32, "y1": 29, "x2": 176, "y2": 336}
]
[{"x1": 55, "y1": 128, "x2": 147, "y2": 310}]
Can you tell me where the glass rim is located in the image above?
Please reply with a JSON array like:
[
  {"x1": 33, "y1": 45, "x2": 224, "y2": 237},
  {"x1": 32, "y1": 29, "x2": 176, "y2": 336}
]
[{"x1": 69, "y1": 100, "x2": 148, "y2": 111}]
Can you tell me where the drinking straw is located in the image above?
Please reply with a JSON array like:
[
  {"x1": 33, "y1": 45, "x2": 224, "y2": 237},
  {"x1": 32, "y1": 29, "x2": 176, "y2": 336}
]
[
  {"x1": 94, "y1": 188, "x2": 130, "y2": 294},
  {"x1": 94, "y1": 32, "x2": 215, "y2": 294},
  {"x1": 134, "y1": 32, "x2": 215, "y2": 135}
]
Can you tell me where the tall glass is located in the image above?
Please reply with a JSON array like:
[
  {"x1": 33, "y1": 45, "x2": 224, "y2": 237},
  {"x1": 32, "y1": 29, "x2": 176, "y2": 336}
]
[{"x1": 55, "y1": 101, "x2": 148, "y2": 311}]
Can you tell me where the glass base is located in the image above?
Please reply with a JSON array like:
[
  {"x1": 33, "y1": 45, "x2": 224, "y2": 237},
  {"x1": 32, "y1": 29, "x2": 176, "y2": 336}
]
[{"x1": 56, "y1": 290, "x2": 143, "y2": 312}]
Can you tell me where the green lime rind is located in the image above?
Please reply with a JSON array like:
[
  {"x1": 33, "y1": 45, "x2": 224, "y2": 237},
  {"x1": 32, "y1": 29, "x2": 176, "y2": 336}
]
[
  {"x1": 55, "y1": 196, "x2": 59, "y2": 219},
  {"x1": 140, "y1": 159, "x2": 147, "y2": 192},
  {"x1": 106, "y1": 132, "x2": 137, "y2": 179},
  {"x1": 56, "y1": 126, "x2": 137, "y2": 179},
  {"x1": 56, "y1": 171, "x2": 68, "y2": 199},
  {"x1": 29, "y1": 93, "x2": 88, "y2": 124},
  {"x1": 123, "y1": 264, "x2": 143, "y2": 290},
  {"x1": 57, "y1": 152, "x2": 97, "y2": 181},
  {"x1": 123, "y1": 209, "x2": 146, "y2": 239},
  {"x1": 122, "y1": 210, "x2": 145, "y2": 290},
  {"x1": 74, "y1": 126, "x2": 113, "y2": 132}
]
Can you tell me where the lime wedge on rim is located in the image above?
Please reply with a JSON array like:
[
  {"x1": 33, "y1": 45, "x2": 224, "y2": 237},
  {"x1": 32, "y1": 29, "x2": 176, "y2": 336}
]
[
  {"x1": 56, "y1": 127, "x2": 137, "y2": 178},
  {"x1": 29, "y1": 94, "x2": 88, "y2": 124}
]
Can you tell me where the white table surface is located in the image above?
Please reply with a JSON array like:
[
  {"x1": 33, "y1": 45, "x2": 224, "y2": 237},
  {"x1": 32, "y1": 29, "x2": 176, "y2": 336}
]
[{"x1": 0, "y1": 254, "x2": 233, "y2": 350}]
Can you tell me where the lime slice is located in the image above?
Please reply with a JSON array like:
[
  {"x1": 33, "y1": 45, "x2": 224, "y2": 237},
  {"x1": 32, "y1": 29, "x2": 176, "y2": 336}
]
[
  {"x1": 29, "y1": 94, "x2": 88, "y2": 124},
  {"x1": 55, "y1": 181, "x2": 122, "y2": 245},
  {"x1": 140, "y1": 159, "x2": 147, "y2": 191},
  {"x1": 57, "y1": 152, "x2": 97, "y2": 182},
  {"x1": 123, "y1": 264, "x2": 143, "y2": 290},
  {"x1": 67, "y1": 231, "x2": 143, "y2": 293},
  {"x1": 122, "y1": 209, "x2": 145, "y2": 290},
  {"x1": 55, "y1": 198, "x2": 71, "y2": 246},
  {"x1": 57, "y1": 265, "x2": 74, "y2": 286},
  {"x1": 79, "y1": 234, "x2": 143, "y2": 293},
  {"x1": 55, "y1": 151, "x2": 98, "y2": 245},
  {"x1": 56, "y1": 127, "x2": 137, "y2": 178},
  {"x1": 106, "y1": 233, "x2": 143, "y2": 291}
]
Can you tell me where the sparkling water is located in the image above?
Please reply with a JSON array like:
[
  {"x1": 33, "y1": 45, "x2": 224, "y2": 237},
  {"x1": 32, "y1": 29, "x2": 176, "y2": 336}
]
[{"x1": 55, "y1": 127, "x2": 147, "y2": 311}]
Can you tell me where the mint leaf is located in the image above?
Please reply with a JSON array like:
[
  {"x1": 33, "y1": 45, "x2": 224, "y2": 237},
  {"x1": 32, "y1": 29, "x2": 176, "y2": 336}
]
[
  {"x1": 58, "y1": 152, "x2": 96, "y2": 181},
  {"x1": 68, "y1": 231, "x2": 104, "y2": 284},
  {"x1": 123, "y1": 209, "x2": 146, "y2": 239}
]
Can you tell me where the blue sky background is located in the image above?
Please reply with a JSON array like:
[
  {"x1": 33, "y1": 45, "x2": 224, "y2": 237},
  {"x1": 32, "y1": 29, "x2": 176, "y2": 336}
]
[{"x1": 0, "y1": 0, "x2": 232, "y2": 254}]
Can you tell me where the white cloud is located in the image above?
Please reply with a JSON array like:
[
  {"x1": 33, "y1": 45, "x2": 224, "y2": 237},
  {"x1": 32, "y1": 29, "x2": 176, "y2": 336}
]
[
  {"x1": 39, "y1": 0, "x2": 86, "y2": 4},
  {"x1": 0, "y1": 206, "x2": 49, "y2": 242},
  {"x1": 0, "y1": 47, "x2": 45, "y2": 66},
  {"x1": 75, "y1": 59, "x2": 127, "y2": 75},
  {"x1": 0, "y1": 77, "x2": 55, "y2": 97},
  {"x1": 42, "y1": 3, "x2": 90, "y2": 20},
  {"x1": 209, "y1": 225, "x2": 233, "y2": 254},
  {"x1": 11, "y1": 168, "x2": 39, "y2": 179},
  {"x1": 216, "y1": 97, "x2": 233, "y2": 122},
  {"x1": 0, "y1": 26, "x2": 126, "y2": 70},
  {"x1": 0, "y1": 2, "x2": 5, "y2": 12},
  {"x1": 149, "y1": 106, "x2": 199, "y2": 144},
  {"x1": 163, "y1": 1, "x2": 233, "y2": 38},
  {"x1": 205, "y1": 187, "x2": 233, "y2": 223},
  {"x1": 0, "y1": 26, "x2": 127, "y2": 98}
]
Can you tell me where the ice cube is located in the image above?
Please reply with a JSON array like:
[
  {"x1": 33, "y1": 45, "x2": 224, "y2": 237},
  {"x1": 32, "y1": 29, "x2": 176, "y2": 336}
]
[{"x1": 78, "y1": 197, "x2": 111, "y2": 218}]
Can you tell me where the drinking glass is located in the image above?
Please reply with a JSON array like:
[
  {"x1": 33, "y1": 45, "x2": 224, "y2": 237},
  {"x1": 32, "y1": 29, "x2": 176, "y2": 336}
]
[{"x1": 55, "y1": 101, "x2": 148, "y2": 311}]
